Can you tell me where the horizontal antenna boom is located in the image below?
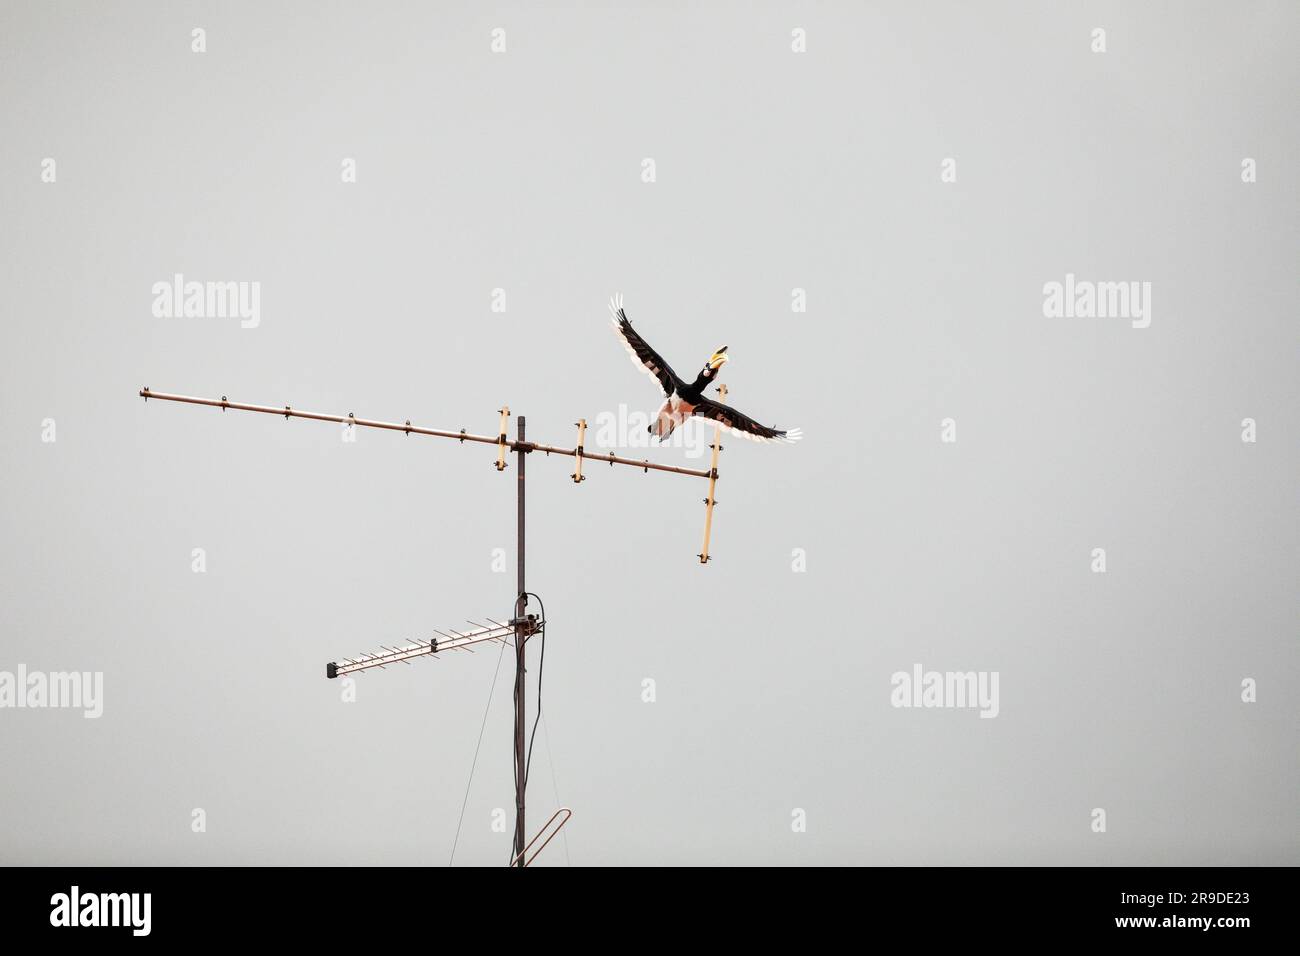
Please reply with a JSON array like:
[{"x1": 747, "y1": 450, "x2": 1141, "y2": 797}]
[{"x1": 138, "y1": 388, "x2": 711, "y2": 479}]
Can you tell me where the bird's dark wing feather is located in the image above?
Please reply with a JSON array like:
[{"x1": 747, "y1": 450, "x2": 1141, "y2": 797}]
[
  {"x1": 692, "y1": 396, "x2": 802, "y2": 444},
  {"x1": 609, "y1": 295, "x2": 680, "y2": 396}
]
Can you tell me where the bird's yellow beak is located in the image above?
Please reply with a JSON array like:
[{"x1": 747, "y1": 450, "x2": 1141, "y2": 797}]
[{"x1": 709, "y1": 347, "x2": 730, "y2": 370}]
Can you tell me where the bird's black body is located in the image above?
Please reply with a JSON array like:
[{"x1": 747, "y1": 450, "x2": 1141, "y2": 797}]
[
  {"x1": 608, "y1": 295, "x2": 801, "y2": 444},
  {"x1": 675, "y1": 367, "x2": 716, "y2": 407}
]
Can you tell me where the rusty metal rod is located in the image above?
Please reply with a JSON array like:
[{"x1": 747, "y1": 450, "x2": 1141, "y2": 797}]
[
  {"x1": 509, "y1": 807, "x2": 573, "y2": 868},
  {"x1": 138, "y1": 389, "x2": 712, "y2": 479},
  {"x1": 526, "y1": 441, "x2": 711, "y2": 478}
]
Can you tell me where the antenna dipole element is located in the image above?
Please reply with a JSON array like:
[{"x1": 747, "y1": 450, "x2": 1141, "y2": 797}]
[
  {"x1": 509, "y1": 807, "x2": 573, "y2": 868},
  {"x1": 698, "y1": 384, "x2": 727, "y2": 563},
  {"x1": 495, "y1": 406, "x2": 511, "y2": 471},
  {"x1": 571, "y1": 419, "x2": 587, "y2": 483}
]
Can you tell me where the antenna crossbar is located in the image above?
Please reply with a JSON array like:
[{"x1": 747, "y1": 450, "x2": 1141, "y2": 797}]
[{"x1": 138, "y1": 389, "x2": 711, "y2": 479}]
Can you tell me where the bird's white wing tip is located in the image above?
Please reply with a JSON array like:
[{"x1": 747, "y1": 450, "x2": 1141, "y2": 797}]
[
  {"x1": 780, "y1": 428, "x2": 803, "y2": 444},
  {"x1": 608, "y1": 292, "x2": 624, "y2": 319}
]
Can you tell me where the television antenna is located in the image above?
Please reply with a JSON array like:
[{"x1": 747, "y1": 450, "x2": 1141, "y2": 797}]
[{"x1": 138, "y1": 383, "x2": 733, "y2": 865}]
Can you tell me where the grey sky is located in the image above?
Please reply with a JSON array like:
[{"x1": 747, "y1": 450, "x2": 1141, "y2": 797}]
[{"x1": 0, "y1": 1, "x2": 1295, "y2": 865}]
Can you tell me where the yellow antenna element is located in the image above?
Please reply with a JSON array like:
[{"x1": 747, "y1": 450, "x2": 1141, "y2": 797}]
[
  {"x1": 698, "y1": 383, "x2": 726, "y2": 564},
  {"x1": 571, "y1": 419, "x2": 587, "y2": 482},
  {"x1": 495, "y1": 405, "x2": 511, "y2": 471}
]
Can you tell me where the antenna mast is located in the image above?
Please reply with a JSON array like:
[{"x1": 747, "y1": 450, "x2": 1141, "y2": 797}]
[{"x1": 513, "y1": 414, "x2": 528, "y2": 864}]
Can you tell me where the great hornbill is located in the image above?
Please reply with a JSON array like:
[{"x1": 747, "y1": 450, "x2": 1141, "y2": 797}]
[{"x1": 608, "y1": 294, "x2": 802, "y2": 444}]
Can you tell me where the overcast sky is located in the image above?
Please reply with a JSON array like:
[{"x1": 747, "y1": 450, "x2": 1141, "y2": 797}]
[{"x1": 1, "y1": 0, "x2": 1295, "y2": 865}]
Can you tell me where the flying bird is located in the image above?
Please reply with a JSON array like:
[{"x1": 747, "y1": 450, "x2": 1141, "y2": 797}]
[{"x1": 609, "y1": 294, "x2": 802, "y2": 444}]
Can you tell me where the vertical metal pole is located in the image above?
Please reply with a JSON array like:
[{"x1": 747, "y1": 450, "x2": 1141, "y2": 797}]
[{"x1": 513, "y1": 415, "x2": 527, "y2": 866}]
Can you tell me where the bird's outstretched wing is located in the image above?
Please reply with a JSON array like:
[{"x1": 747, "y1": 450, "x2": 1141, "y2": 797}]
[
  {"x1": 609, "y1": 294, "x2": 680, "y2": 397},
  {"x1": 693, "y1": 395, "x2": 802, "y2": 444}
]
